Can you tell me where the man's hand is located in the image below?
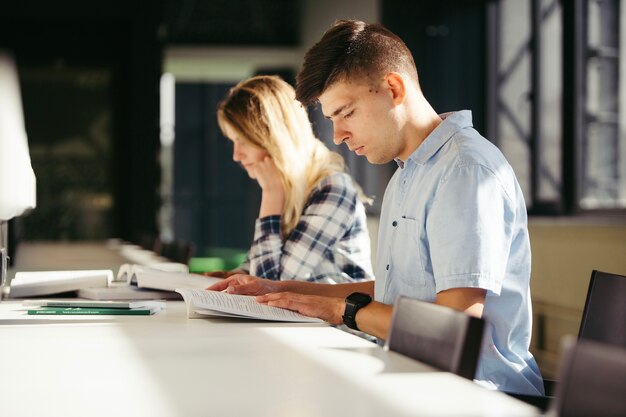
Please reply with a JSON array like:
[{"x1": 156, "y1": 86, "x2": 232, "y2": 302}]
[
  {"x1": 206, "y1": 274, "x2": 283, "y2": 295},
  {"x1": 257, "y1": 292, "x2": 345, "y2": 325}
]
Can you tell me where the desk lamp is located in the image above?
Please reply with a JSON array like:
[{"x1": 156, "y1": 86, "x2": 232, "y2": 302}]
[{"x1": 0, "y1": 51, "x2": 36, "y2": 299}]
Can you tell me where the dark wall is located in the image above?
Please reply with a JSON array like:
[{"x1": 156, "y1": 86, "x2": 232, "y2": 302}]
[
  {"x1": 383, "y1": 0, "x2": 487, "y2": 133},
  {"x1": 163, "y1": 0, "x2": 300, "y2": 45},
  {"x1": 0, "y1": 1, "x2": 163, "y2": 242},
  {"x1": 174, "y1": 83, "x2": 261, "y2": 253}
]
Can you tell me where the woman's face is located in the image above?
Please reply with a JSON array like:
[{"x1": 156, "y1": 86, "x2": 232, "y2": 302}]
[{"x1": 222, "y1": 123, "x2": 269, "y2": 180}]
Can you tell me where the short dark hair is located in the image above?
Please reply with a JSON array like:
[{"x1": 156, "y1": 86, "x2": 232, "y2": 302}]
[{"x1": 296, "y1": 19, "x2": 418, "y2": 105}]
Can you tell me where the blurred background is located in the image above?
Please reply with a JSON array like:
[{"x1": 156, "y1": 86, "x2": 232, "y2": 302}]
[{"x1": 1, "y1": 0, "x2": 625, "y2": 377}]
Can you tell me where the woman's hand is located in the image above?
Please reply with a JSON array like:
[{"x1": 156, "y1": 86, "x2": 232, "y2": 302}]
[
  {"x1": 206, "y1": 274, "x2": 284, "y2": 296},
  {"x1": 250, "y1": 156, "x2": 285, "y2": 217},
  {"x1": 202, "y1": 270, "x2": 243, "y2": 279}
]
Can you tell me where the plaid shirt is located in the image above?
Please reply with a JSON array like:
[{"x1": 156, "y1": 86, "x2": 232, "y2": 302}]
[{"x1": 239, "y1": 172, "x2": 373, "y2": 283}]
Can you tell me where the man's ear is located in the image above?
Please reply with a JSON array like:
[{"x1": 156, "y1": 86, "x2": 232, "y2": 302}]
[{"x1": 385, "y1": 72, "x2": 407, "y2": 105}]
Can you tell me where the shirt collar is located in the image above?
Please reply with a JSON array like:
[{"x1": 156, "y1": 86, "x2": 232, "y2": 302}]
[{"x1": 395, "y1": 110, "x2": 474, "y2": 168}]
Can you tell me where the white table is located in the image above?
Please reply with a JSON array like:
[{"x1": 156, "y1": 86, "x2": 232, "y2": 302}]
[{"x1": 0, "y1": 300, "x2": 539, "y2": 417}]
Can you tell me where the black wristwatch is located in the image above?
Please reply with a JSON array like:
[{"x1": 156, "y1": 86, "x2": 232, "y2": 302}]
[{"x1": 342, "y1": 292, "x2": 372, "y2": 331}]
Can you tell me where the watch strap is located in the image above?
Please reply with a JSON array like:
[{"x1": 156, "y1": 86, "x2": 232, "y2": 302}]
[{"x1": 342, "y1": 292, "x2": 372, "y2": 331}]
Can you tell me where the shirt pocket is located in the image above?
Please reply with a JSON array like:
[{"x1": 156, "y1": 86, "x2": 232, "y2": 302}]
[{"x1": 389, "y1": 216, "x2": 427, "y2": 288}]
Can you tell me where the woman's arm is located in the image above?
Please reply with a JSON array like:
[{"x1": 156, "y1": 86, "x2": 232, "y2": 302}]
[{"x1": 248, "y1": 173, "x2": 363, "y2": 280}]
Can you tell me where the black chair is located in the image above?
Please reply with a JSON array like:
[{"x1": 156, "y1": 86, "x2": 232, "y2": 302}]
[
  {"x1": 548, "y1": 337, "x2": 626, "y2": 417},
  {"x1": 512, "y1": 270, "x2": 626, "y2": 410},
  {"x1": 545, "y1": 269, "x2": 626, "y2": 396},
  {"x1": 578, "y1": 269, "x2": 626, "y2": 347},
  {"x1": 385, "y1": 296, "x2": 484, "y2": 380},
  {"x1": 512, "y1": 269, "x2": 626, "y2": 411}
]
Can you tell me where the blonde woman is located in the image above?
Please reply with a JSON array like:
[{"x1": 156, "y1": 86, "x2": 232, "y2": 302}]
[{"x1": 211, "y1": 75, "x2": 373, "y2": 283}]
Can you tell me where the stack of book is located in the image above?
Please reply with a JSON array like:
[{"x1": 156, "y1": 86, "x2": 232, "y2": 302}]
[{"x1": 23, "y1": 300, "x2": 166, "y2": 315}]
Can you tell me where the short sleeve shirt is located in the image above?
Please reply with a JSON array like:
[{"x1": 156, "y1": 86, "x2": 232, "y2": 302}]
[{"x1": 375, "y1": 110, "x2": 544, "y2": 395}]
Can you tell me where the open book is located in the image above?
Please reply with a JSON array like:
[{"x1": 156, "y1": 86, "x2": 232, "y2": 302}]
[
  {"x1": 176, "y1": 288, "x2": 324, "y2": 323},
  {"x1": 9, "y1": 263, "x2": 216, "y2": 300},
  {"x1": 113, "y1": 262, "x2": 190, "y2": 286},
  {"x1": 118, "y1": 264, "x2": 220, "y2": 292},
  {"x1": 9, "y1": 270, "x2": 114, "y2": 298},
  {"x1": 72, "y1": 265, "x2": 220, "y2": 300}
]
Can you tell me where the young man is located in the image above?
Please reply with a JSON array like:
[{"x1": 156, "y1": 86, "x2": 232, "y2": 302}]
[{"x1": 208, "y1": 19, "x2": 544, "y2": 396}]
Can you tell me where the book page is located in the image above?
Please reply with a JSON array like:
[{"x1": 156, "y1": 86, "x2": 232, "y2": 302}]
[{"x1": 176, "y1": 288, "x2": 323, "y2": 323}]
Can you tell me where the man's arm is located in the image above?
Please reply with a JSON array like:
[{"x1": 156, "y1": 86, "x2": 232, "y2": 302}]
[
  {"x1": 435, "y1": 287, "x2": 486, "y2": 318},
  {"x1": 353, "y1": 287, "x2": 486, "y2": 340},
  {"x1": 259, "y1": 286, "x2": 486, "y2": 341},
  {"x1": 208, "y1": 274, "x2": 484, "y2": 340}
]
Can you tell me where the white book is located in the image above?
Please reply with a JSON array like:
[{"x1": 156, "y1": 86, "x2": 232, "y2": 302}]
[
  {"x1": 9, "y1": 270, "x2": 113, "y2": 298},
  {"x1": 22, "y1": 299, "x2": 166, "y2": 310},
  {"x1": 112, "y1": 262, "x2": 189, "y2": 286},
  {"x1": 176, "y1": 288, "x2": 324, "y2": 323},
  {"x1": 77, "y1": 286, "x2": 182, "y2": 301}
]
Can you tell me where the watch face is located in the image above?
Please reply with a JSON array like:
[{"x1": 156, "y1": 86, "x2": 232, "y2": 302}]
[{"x1": 347, "y1": 292, "x2": 372, "y2": 304}]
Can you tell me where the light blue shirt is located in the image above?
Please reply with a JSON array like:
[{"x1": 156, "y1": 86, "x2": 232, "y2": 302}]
[{"x1": 375, "y1": 110, "x2": 544, "y2": 395}]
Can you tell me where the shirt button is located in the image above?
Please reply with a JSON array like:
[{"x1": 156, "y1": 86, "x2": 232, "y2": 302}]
[
  {"x1": 392, "y1": 220, "x2": 398, "y2": 227},
  {"x1": 386, "y1": 264, "x2": 389, "y2": 271}
]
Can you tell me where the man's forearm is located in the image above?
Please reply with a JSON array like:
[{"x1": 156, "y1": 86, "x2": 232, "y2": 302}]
[{"x1": 354, "y1": 301, "x2": 394, "y2": 340}]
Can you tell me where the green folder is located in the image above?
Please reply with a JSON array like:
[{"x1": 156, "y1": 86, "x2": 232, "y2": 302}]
[
  {"x1": 27, "y1": 307, "x2": 159, "y2": 316},
  {"x1": 188, "y1": 247, "x2": 248, "y2": 273}
]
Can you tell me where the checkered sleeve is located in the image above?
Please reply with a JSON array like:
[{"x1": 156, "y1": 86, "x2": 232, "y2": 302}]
[{"x1": 247, "y1": 173, "x2": 358, "y2": 281}]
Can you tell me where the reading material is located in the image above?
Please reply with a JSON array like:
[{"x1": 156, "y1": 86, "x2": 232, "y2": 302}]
[
  {"x1": 77, "y1": 286, "x2": 182, "y2": 301},
  {"x1": 9, "y1": 270, "x2": 113, "y2": 298},
  {"x1": 9, "y1": 264, "x2": 217, "y2": 300},
  {"x1": 112, "y1": 262, "x2": 189, "y2": 286},
  {"x1": 27, "y1": 306, "x2": 162, "y2": 316},
  {"x1": 119, "y1": 265, "x2": 220, "y2": 292},
  {"x1": 176, "y1": 288, "x2": 324, "y2": 323},
  {"x1": 22, "y1": 299, "x2": 166, "y2": 310}
]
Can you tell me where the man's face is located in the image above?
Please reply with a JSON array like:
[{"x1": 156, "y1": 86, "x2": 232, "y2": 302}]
[{"x1": 318, "y1": 78, "x2": 403, "y2": 165}]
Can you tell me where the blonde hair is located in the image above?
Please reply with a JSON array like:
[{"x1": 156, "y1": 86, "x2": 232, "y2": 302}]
[{"x1": 217, "y1": 75, "x2": 354, "y2": 238}]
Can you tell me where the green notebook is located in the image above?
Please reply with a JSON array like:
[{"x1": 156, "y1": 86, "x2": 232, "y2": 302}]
[{"x1": 27, "y1": 306, "x2": 160, "y2": 316}]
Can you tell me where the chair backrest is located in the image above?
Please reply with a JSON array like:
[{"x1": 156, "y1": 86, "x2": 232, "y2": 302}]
[
  {"x1": 578, "y1": 270, "x2": 626, "y2": 347},
  {"x1": 385, "y1": 296, "x2": 484, "y2": 379},
  {"x1": 549, "y1": 337, "x2": 626, "y2": 417}
]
